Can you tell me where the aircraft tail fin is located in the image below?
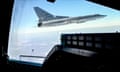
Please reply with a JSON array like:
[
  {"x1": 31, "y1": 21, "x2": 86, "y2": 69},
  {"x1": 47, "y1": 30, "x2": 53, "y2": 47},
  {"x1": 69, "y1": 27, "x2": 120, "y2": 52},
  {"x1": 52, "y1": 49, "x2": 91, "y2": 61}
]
[{"x1": 34, "y1": 7, "x2": 54, "y2": 21}]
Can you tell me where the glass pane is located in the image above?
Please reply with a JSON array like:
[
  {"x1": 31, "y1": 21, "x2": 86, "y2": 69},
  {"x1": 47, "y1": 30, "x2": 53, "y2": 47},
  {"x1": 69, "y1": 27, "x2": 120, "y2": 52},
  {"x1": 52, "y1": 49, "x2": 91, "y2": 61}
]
[{"x1": 8, "y1": 0, "x2": 120, "y2": 64}]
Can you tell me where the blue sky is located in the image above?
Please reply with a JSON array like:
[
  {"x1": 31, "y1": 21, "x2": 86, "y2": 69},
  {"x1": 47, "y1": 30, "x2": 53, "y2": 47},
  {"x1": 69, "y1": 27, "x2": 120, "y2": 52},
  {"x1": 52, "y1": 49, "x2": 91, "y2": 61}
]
[{"x1": 11, "y1": 0, "x2": 120, "y2": 31}]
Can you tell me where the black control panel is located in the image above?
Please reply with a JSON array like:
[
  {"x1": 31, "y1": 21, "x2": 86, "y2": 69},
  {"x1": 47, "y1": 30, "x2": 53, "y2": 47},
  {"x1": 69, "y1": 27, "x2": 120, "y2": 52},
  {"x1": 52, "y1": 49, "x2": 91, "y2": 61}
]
[{"x1": 61, "y1": 33, "x2": 120, "y2": 51}]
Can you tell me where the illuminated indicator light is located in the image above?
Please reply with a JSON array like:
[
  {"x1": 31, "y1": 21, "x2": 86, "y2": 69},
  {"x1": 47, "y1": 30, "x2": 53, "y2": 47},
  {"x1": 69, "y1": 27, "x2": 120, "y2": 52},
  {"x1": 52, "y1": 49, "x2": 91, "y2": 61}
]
[
  {"x1": 79, "y1": 36, "x2": 84, "y2": 40},
  {"x1": 67, "y1": 36, "x2": 71, "y2": 40},
  {"x1": 86, "y1": 36, "x2": 92, "y2": 41},
  {"x1": 86, "y1": 42, "x2": 92, "y2": 47},
  {"x1": 95, "y1": 43, "x2": 101, "y2": 48},
  {"x1": 73, "y1": 41, "x2": 77, "y2": 45},
  {"x1": 79, "y1": 42, "x2": 84, "y2": 46},
  {"x1": 95, "y1": 37, "x2": 101, "y2": 41},
  {"x1": 72, "y1": 36, "x2": 77, "y2": 40},
  {"x1": 67, "y1": 41, "x2": 71, "y2": 45}
]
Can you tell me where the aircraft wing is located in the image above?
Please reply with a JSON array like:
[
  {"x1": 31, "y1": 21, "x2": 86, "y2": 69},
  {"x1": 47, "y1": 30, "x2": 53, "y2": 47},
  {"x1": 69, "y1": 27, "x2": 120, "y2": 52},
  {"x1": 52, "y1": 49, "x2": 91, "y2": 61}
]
[{"x1": 66, "y1": 14, "x2": 106, "y2": 23}]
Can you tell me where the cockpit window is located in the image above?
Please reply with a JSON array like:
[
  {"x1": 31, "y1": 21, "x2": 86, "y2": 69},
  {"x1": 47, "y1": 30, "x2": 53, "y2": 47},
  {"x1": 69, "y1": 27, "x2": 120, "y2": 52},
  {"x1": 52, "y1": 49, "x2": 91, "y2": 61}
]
[{"x1": 8, "y1": 0, "x2": 120, "y2": 64}]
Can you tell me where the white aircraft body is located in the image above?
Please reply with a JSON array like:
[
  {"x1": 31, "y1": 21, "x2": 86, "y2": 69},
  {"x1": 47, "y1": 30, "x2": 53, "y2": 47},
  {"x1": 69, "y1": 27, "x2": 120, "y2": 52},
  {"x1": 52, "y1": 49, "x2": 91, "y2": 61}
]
[{"x1": 34, "y1": 7, "x2": 106, "y2": 27}]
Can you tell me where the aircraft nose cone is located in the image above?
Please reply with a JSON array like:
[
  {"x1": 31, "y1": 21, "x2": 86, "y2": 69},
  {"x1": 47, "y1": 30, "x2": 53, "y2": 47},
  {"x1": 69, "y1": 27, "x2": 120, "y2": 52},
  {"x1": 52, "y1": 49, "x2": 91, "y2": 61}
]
[{"x1": 38, "y1": 23, "x2": 42, "y2": 27}]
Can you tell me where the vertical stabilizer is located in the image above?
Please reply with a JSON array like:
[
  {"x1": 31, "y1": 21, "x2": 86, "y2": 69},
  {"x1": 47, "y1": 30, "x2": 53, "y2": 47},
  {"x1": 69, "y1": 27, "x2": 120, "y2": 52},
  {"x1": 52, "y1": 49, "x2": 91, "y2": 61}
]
[{"x1": 34, "y1": 7, "x2": 54, "y2": 21}]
